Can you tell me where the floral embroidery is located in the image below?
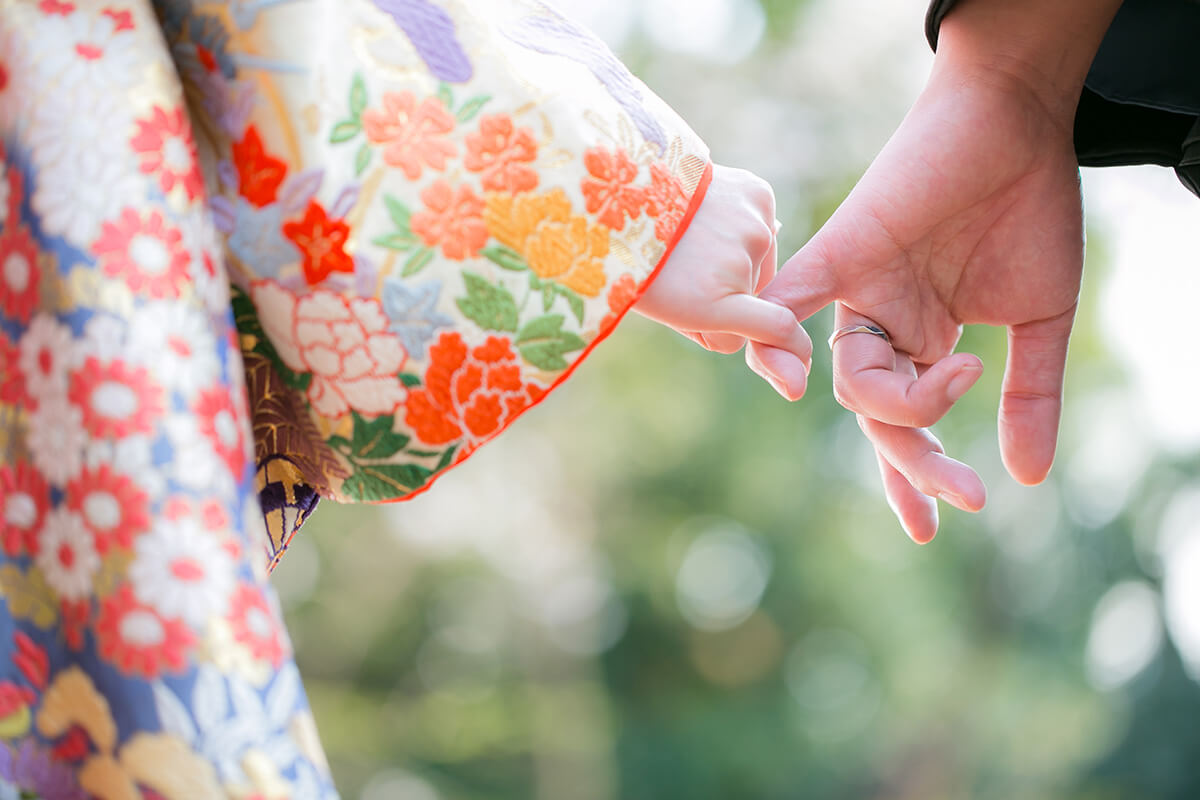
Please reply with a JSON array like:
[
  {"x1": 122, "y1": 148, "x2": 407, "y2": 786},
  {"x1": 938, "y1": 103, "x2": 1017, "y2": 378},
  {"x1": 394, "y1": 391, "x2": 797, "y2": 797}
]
[
  {"x1": 0, "y1": 2, "x2": 711, "y2": 797},
  {"x1": 70, "y1": 357, "x2": 165, "y2": 439},
  {"x1": 600, "y1": 272, "x2": 638, "y2": 331},
  {"x1": 65, "y1": 464, "x2": 150, "y2": 554},
  {"x1": 17, "y1": 314, "x2": 73, "y2": 405},
  {"x1": 406, "y1": 331, "x2": 545, "y2": 446},
  {"x1": 228, "y1": 584, "x2": 288, "y2": 668},
  {"x1": 194, "y1": 385, "x2": 249, "y2": 480},
  {"x1": 581, "y1": 145, "x2": 645, "y2": 230},
  {"x1": 464, "y1": 113, "x2": 538, "y2": 193},
  {"x1": 96, "y1": 584, "x2": 195, "y2": 678},
  {"x1": 484, "y1": 189, "x2": 609, "y2": 296},
  {"x1": 411, "y1": 180, "x2": 488, "y2": 260},
  {"x1": 0, "y1": 462, "x2": 49, "y2": 557},
  {"x1": 128, "y1": 520, "x2": 235, "y2": 629},
  {"x1": 93, "y1": 208, "x2": 191, "y2": 299},
  {"x1": 131, "y1": 105, "x2": 204, "y2": 202},
  {"x1": 282, "y1": 201, "x2": 355, "y2": 285},
  {"x1": 35, "y1": 508, "x2": 101, "y2": 602},
  {"x1": 233, "y1": 125, "x2": 287, "y2": 207},
  {"x1": 362, "y1": 90, "x2": 456, "y2": 179},
  {"x1": 0, "y1": 225, "x2": 40, "y2": 323},
  {"x1": 645, "y1": 162, "x2": 689, "y2": 242},
  {"x1": 251, "y1": 281, "x2": 409, "y2": 418},
  {"x1": 25, "y1": 394, "x2": 87, "y2": 487}
]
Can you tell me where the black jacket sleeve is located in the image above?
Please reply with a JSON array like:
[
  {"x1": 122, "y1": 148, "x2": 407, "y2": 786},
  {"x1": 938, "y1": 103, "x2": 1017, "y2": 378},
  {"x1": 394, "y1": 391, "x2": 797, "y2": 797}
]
[{"x1": 926, "y1": 0, "x2": 1200, "y2": 196}]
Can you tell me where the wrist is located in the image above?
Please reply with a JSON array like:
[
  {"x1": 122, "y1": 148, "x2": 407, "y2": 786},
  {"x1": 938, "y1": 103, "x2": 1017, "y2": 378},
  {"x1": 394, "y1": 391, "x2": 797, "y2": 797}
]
[{"x1": 933, "y1": 0, "x2": 1123, "y2": 124}]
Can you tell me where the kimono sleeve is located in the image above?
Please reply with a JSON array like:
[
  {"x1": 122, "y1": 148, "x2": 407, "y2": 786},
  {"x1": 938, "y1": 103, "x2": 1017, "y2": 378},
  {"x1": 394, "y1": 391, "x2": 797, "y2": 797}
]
[{"x1": 173, "y1": 0, "x2": 714, "y2": 567}]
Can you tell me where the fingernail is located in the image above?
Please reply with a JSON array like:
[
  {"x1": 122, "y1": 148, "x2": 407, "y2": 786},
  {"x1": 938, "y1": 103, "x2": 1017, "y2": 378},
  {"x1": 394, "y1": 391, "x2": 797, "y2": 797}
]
[
  {"x1": 946, "y1": 365, "x2": 982, "y2": 402},
  {"x1": 938, "y1": 491, "x2": 968, "y2": 511}
]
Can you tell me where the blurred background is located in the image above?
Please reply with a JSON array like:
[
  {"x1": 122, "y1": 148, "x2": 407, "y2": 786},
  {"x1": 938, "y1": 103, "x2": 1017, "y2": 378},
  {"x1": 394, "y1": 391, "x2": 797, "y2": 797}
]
[{"x1": 274, "y1": 1, "x2": 1200, "y2": 797}]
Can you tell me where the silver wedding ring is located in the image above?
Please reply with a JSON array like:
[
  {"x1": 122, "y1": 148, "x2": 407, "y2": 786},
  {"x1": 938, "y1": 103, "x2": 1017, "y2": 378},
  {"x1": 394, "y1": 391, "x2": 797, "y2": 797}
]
[{"x1": 828, "y1": 324, "x2": 890, "y2": 350}]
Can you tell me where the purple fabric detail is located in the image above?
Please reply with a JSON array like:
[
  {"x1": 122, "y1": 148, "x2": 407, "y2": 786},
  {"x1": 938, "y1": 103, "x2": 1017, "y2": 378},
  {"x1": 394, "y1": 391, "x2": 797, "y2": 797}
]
[
  {"x1": 373, "y1": 0, "x2": 473, "y2": 83},
  {"x1": 503, "y1": 12, "x2": 668, "y2": 155},
  {"x1": 0, "y1": 739, "x2": 88, "y2": 800}
]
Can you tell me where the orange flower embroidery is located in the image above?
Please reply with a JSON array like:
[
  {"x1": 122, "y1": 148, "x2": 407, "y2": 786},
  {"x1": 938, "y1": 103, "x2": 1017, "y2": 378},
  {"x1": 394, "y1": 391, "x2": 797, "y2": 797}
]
[
  {"x1": 644, "y1": 162, "x2": 689, "y2": 242},
  {"x1": 232, "y1": 125, "x2": 287, "y2": 207},
  {"x1": 600, "y1": 273, "x2": 638, "y2": 331},
  {"x1": 484, "y1": 189, "x2": 609, "y2": 297},
  {"x1": 406, "y1": 332, "x2": 545, "y2": 446},
  {"x1": 283, "y1": 201, "x2": 355, "y2": 285},
  {"x1": 463, "y1": 114, "x2": 538, "y2": 193},
  {"x1": 410, "y1": 181, "x2": 488, "y2": 260},
  {"x1": 580, "y1": 146, "x2": 645, "y2": 231},
  {"x1": 362, "y1": 91, "x2": 457, "y2": 180}
]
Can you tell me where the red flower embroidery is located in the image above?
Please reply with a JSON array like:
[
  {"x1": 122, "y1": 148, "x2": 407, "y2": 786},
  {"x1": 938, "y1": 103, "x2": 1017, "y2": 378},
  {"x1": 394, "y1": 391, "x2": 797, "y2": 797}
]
[
  {"x1": 51, "y1": 725, "x2": 92, "y2": 763},
  {"x1": 410, "y1": 181, "x2": 488, "y2": 260},
  {"x1": 580, "y1": 146, "x2": 645, "y2": 231},
  {"x1": 228, "y1": 584, "x2": 287, "y2": 668},
  {"x1": 69, "y1": 357, "x2": 165, "y2": 439},
  {"x1": 102, "y1": 7, "x2": 135, "y2": 31},
  {"x1": 93, "y1": 209, "x2": 190, "y2": 299},
  {"x1": 96, "y1": 585, "x2": 195, "y2": 678},
  {"x1": 362, "y1": 90, "x2": 456, "y2": 180},
  {"x1": 600, "y1": 273, "x2": 639, "y2": 332},
  {"x1": 130, "y1": 105, "x2": 203, "y2": 201},
  {"x1": 0, "y1": 681, "x2": 34, "y2": 719},
  {"x1": 66, "y1": 464, "x2": 150, "y2": 554},
  {"x1": 38, "y1": 0, "x2": 74, "y2": 14},
  {"x1": 406, "y1": 332, "x2": 545, "y2": 446},
  {"x1": 0, "y1": 226, "x2": 40, "y2": 323},
  {"x1": 13, "y1": 631, "x2": 48, "y2": 690},
  {"x1": 60, "y1": 598, "x2": 89, "y2": 651},
  {"x1": 644, "y1": 163, "x2": 689, "y2": 242},
  {"x1": 282, "y1": 201, "x2": 354, "y2": 285},
  {"x1": 0, "y1": 462, "x2": 49, "y2": 557},
  {"x1": 463, "y1": 114, "x2": 538, "y2": 194},
  {"x1": 193, "y1": 386, "x2": 248, "y2": 481},
  {"x1": 0, "y1": 331, "x2": 23, "y2": 405},
  {"x1": 232, "y1": 125, "x2": 287, "y2": 207}
]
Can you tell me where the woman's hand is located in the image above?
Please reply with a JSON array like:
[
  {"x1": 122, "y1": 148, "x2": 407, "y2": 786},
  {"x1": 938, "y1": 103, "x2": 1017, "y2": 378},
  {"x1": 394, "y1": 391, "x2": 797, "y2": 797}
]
[{"x1": 635, "y1": 164, "x2": 813, "y2": 395}]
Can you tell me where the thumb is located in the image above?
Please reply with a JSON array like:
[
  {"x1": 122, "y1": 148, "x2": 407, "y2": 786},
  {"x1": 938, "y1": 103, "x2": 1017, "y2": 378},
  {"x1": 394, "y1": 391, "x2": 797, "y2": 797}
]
[{"x1": 758, "y1": 235, "x2": 840, "y2": 326}]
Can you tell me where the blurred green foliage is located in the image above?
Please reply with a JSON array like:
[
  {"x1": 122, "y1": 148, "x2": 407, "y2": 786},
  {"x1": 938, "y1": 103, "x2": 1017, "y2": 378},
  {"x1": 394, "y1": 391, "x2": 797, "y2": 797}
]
[{"x1": 273, "y1": 1, "x2": 1200, "y2": 797}]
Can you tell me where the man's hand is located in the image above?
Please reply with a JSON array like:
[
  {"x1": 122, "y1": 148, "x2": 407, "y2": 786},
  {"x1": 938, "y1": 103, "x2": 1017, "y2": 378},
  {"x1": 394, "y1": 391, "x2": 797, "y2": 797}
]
[
  {"x1": 636, "y1": 164, "x2": 813, "y2": 389},
  {"x1": 747, "y1": 0, "x2": 1122, "y2": 542}
]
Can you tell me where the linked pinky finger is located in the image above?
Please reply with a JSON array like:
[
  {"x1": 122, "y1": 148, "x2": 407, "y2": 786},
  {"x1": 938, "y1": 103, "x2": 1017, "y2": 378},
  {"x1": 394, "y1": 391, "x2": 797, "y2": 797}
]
[
  {"x1": 857, "y1": 415, "x2": 987, "y2": 513},
  {"x1": 874, "y1": 446, "x2": 938, "y2": 544}
]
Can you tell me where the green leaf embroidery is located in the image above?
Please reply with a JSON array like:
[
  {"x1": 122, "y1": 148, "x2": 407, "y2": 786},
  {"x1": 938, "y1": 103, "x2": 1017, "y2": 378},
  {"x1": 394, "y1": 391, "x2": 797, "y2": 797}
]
[
  {"x1": 541, "y1": 285, "x2": 554, "y2": 312},
  {"x1": 384, "y1": 194, "x2": 413, "y2": 230},
  {"x1": 515, "y1": 314, "x2": 585, "y2": 371},
  {"x1": 402, "y1": 247, "x2": 435, "y2": 277},
  {"x1": 371, "y1": 233, "x2": 418, "y2": 252},
  {"x1": 457, "y1": 273, "x2": 519, "y2": 332},
  {"x1": 559, "y1": 285, "x2": 586, "y2": 324},
  {"x1": 435, "y1": 444, "x2": 459, "y2": 473},
  {"x1": 399, "y1": 372, "x2": 423, "y2": 388},
  {"x1": 481, "y1": 245, "x2": 527, "y2": 271},
  {"x1": 354, "y1": 142, "x2": 371, "y2": 176},
  {"x1": 327, "y1": 435, "x2": 352, "y2": 452},
  {"x1": 350, "y1": 413, "x2": 411, "y2": 460},
  {"x1": 330, "y1": 119, "x2": 361, "y2": 143},
  {"x1": 406, "y1": 449, "x2": 440, "y2": 458},
  {"x1": 456, "y1": 94, "x2": 492, "y2": 124},
  {"x1": 350, "y1": 73, "x2": 367, "y2": 117},
  {"x1": 436, "y1": 83, "x2": 454, "y2": 110},
  {"x1": 343, "y1": 463, "x2": 433, "y2": 500}
]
